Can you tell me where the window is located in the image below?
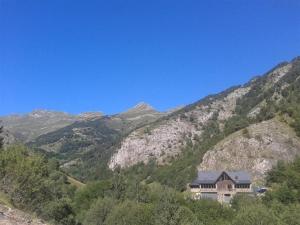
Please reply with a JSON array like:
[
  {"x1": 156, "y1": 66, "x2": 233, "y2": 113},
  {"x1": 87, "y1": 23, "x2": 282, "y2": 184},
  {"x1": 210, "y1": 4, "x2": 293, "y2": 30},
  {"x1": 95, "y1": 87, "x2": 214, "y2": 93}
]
[
  {"x1": 201, "y1": 184, "x2": 216, "y2": 189},
  {"x1": 235, "y1": 184, "x2": 250, "y2": 189}
]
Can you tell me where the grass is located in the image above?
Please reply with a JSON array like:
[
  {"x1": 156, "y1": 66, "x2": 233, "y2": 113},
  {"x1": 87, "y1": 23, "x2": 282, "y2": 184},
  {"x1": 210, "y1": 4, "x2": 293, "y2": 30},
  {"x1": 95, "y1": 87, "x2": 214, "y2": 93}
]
[{"x1": 67, "y1": 175, "x2": 85, "y2": 188}]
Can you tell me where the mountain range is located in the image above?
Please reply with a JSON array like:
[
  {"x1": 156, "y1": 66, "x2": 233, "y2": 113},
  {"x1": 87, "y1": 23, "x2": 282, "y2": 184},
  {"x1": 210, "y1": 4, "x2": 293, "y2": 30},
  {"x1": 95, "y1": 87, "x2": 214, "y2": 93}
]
[{"x1": 1, "y1": 56, "x2": 300, "y2": 184}]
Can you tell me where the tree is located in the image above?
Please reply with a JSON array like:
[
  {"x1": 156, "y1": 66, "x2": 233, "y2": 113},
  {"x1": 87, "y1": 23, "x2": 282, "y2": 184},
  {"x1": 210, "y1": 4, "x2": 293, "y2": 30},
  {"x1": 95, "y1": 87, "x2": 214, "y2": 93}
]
[
  {"x1": 280, "y1": 204, "x2": 300, "y2": 225},
  {"x1": 154, "y1": 197, "x2": 199, "y2": 225},
  {"x1": 0, "y1": 125, "x2": 3, "y2": 149},
  {"x1": 266, "y1": 160, "x2": 286, "y2": 185},
  {"x1": 83, "y1": 197, "x2": 116, "y2": 225},
  {"x1": 188, "y1": 199, "x2": 233, "y2": 225},
  {"x1": 264, "y1": 158, "x2": 300, "y2": 205},
  {"x1": 105, "y1": 200, "x2": 154, "y2": 225},
  {"x1": 232, "y1": 203, "x2": 280, "y2": 225},
  {"x1": 43, "y1": 198, "x2": 76, "y2": 225},
  {"x1": 0, "y1": 145, "x2": 76, "y2": 225},
  {"x1": 111, "y1": 168, "x2": 126, "y2": 200},
  {"x1": 73, "y1": 180, "x2": 112, "y2": 221},
  {"x1": 231, "y1": 194, "x2": 257, "y2": 211}
]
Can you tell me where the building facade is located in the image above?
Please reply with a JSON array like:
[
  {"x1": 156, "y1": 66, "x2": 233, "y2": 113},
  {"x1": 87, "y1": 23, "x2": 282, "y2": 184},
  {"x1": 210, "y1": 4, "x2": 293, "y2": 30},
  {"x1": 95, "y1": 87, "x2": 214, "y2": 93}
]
[{"x1": 189, "y1": 171, "x2": 252, "y2": 203}]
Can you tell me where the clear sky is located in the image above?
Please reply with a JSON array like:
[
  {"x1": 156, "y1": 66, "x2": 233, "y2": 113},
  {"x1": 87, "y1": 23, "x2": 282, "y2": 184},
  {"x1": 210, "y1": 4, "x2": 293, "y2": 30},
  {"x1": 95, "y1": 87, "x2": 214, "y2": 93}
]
[{"x1": 1, "y1": 0, "x2": 300, "y2": 116}]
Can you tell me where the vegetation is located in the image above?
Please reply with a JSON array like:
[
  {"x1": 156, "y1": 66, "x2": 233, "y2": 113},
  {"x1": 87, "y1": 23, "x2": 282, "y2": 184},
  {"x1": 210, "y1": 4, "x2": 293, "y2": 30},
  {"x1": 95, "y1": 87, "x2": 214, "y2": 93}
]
[
  {"x1": 24, "y1": 58, "x2": 300, "y2": 189},
  {"x1": 69, "y1": 157, "x2": 300, "y2": 225},
  {"x1": 140, "y1": 58, "x2": 300, "y2": 191},
  {"x1": 1, "y1": 59, "x2": 300, "y2": 224},
  {"x1": 264, "y1": 158, "x2": 300, "y2": 205},
  {"x1": 0, "y1": 145, "x2": 77, "y2": 225},
  {"x1": 2, "y1": 143, "x2": 300, "y2": 224},
  {"x1": 0, "y1": 139, "x2": 299, "y2": 224},
  {"x1": 64, "y1": 58, "x2": 300, "y2": 194},
  {"x1": 0, "y1": 125, "x2": 3, "y2": 149}
]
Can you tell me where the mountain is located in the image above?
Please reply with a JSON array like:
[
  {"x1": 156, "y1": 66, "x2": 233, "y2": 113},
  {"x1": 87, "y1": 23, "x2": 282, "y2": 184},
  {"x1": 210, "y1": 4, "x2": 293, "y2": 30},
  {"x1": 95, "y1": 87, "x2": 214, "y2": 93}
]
[
  {"x1": 0, "y1": 110, "x2": 78, "y2": 142},
  {"x1": 120, "y1": 102, "x2": 156, "y2": 115},
  {"x1": 27, "y1": 103, "x2": 167, "y2": 180},
  {"x1": 108, "y1": 57, "x2": 300, "y2": 184},
  {"x1": 2, "y1": 57, "x2": 300, "y2": 185}
]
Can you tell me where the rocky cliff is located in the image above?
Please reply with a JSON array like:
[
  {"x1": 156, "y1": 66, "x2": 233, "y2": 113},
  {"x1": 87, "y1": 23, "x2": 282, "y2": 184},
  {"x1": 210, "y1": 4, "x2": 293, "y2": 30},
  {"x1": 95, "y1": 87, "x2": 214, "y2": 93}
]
[
  {"x1": 200, "y1": 118, "x2": 300, "y2": 183},
  {"x1": 109, "y1": 86, "x2": 250, "y2": 169},
  {"x1": 2, "y1": 57, "x2": 300, "y2": 184},
  {"x1": 108, "y1": 57, "x2": 300, "y2": 184}
]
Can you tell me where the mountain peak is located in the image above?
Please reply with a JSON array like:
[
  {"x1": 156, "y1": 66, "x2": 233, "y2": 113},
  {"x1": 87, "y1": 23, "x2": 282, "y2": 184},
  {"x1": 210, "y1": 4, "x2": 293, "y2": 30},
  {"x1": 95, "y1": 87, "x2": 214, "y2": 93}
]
[
  {"x1": 132, "y1": 102, "x2": 155, "y2": 111},
  {"x1": 119, "y1": 102, "x2": 157, "y2": 117}
]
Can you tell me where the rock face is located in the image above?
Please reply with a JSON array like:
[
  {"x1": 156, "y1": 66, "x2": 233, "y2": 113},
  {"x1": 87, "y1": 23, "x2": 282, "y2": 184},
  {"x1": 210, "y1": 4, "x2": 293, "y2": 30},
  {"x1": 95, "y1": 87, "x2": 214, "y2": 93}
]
[
  {"x1": 2, "y1": 57, "x2": 300, "y2": 183},
  {"x1": 109, "y1": 118, "x2": 194, "y2": 169},
  {"x1": 24, "y1": 103, "x2": 168, "y2": 179},
  {"x1": 109, "y1": 86, "x2": 251, "y2": 169},
  {"x1": 199, "y1": 118, "x2": 300, "y2": 183},
  {"x1": 109, "y1": 58, "x2": 298, "y2": 170},
  {"x1": 265, "y1": 63, "x2": 292, "y2": 87}
]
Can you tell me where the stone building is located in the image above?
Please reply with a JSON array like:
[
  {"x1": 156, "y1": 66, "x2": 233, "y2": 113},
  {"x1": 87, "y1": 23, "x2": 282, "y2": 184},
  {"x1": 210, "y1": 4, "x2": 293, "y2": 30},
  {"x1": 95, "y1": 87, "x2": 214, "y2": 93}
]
[{"x1": 189, "y1": 171, "x2": 252, "y2": 203}]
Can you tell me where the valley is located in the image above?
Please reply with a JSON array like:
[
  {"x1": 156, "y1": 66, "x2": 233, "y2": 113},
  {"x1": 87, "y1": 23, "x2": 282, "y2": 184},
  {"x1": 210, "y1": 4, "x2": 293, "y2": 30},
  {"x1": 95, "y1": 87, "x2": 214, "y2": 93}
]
[
  {"x1": 1, "y1": 56, "x2": 300, "y2": 225},
  {"x1": 1, "y1": 57, "x2": 300, "y2": 185}
]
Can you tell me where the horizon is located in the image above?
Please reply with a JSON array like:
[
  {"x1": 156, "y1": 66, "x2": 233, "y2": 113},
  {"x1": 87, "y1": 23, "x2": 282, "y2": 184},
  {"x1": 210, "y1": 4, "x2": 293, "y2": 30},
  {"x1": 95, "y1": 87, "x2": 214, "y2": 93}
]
[
  {"x1": 1, "y1": 1, "x2": 300, "y2": 116},
  {"x1": 0, "y1": 101, "x2": 175, "y2": 116},
  {"x1": 0, "y1": 55, "x2": 298, "y2": 117}
]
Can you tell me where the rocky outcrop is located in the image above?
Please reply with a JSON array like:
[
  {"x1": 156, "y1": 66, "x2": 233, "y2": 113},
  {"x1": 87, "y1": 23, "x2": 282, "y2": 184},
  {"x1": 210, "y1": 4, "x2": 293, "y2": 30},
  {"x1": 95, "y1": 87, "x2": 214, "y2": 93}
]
[
  {"x1": 109, "y1": 58, "x2": 298, "y2": 170},
  {"x1": 199, "y1": 118, "x2": 300, "y2": 183},
  {"x1": 109, "y1": 86, "x2": 250, "y2": 169},
  {"x1": 265, "y1": 63, "x2": 292, "y2": 87},
  {"x1": 2, "y1": 57, "x2": 299, "y2": 184},
  {"x1": 109, "y1": 119, "x2": 194, "y2": 169}
]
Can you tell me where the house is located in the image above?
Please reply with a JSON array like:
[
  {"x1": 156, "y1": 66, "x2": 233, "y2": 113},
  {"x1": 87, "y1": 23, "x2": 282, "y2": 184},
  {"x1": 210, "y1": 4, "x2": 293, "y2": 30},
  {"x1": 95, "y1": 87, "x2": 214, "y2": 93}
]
[{"x1": 189, "y1": 171, "x2": 252, "y2": 203}]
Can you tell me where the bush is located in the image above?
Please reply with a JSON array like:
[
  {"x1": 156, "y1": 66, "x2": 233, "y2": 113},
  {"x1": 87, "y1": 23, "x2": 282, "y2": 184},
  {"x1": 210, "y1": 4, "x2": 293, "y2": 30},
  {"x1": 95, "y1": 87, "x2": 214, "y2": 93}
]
[
  {"x1": 105, "y1": 200, "x2": 153, "y2": 225},
  {"x1": 0, "y1": 145, "x2": 76, "y2": 225},
  {"x1": 83, "y1": 197, "x2": 116, "y2": 225},
  {"x1": 231, "y1": 203, "x2": 280, "y2": 225}
]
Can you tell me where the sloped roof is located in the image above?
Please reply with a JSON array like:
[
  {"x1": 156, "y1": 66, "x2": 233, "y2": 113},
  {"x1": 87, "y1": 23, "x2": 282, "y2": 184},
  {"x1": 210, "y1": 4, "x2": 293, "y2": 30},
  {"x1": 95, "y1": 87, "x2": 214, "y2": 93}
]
[{"x1": 191, "y1": 171, "x2": 251, "y2": 185}]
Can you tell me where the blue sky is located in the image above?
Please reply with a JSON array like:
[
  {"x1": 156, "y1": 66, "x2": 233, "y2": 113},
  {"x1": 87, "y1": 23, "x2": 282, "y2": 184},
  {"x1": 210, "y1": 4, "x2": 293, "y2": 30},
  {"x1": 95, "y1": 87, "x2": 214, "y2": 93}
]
[{"x1": 1, "y1": 0, "x2": 300, "y2": 116}]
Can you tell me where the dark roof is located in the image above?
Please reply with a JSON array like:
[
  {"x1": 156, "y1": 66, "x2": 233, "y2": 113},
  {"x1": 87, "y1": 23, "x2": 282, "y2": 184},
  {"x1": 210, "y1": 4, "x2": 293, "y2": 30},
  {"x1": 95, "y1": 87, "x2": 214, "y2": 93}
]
[{"x1": 191, "y1": 171, "x2": 251, "y2": 186}]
